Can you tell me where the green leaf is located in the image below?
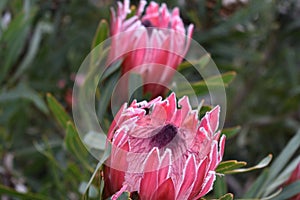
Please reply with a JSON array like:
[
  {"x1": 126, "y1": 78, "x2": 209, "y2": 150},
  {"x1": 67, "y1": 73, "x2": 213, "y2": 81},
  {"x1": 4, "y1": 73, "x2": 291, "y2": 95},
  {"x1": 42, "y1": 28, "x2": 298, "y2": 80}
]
[
  {"x1": 244, "y1": 130, "x2": 300, "y2": 198},
  {"x1": 65, "y1": 121, "x2": 93, "y2": 172},
  {"x1": 83, "y1": 131, "x2": 106, "y2": 150},
  {"x1": 91, "y1": 19, "x2": 109, "y2": 50},
  {"x1": 214, "y1": 176, "x2": 227, "y2": 198},
  {"x1": 221, "y1": 126, "x2": 241, "y2": 139},
  {"x1": 97, "y1": 70, "x2": 120, "y2": 123},
  {"x1": 82, "y1": 143, "x2": 111, "y2": 196},
  {"x1": 216, "y1": 160, "x2": 247, "y2": 174},
  {"x1": 244, "y1": 169, "x2": 269, "y2": 198},
  {"x1": 11, "y1": 21, "x2": 53, "y2": 83},
  {"x1": 192, "y1": 71, "x2": 236, "y2": 92},
  {"x1": 178, "y1": 71, "x2": 236, "y2": 96},
  {"x1": 198, "y1": 105, "x2": 212, "y2": 119},
  {"x1": 101, "y1": 59, "x2": 123, "y2": 81},
  {"x1": 0, "y1": 184, "x2": 49, "y2": 200},
  {"x1": 128, "y1": 72, "x2": 143, "y2": 102},
  {"x1": 227, "y1": 154, "x2": 272, "y2": 174},
  {"x1": 218, "y1": 193, "x2": 234, "y2": 200},
  {"x1": 79, "y1": 182, "x2": 98, "y2": 198},
  {"x1": 0, "y1": 83, "x2": 48, "y2": 113},
  {"x1": 265, "y1": 155, "x2": 300, "y2": 196},
  {"x1": 34, "y1": 138, "x2": 65, "y2": 194},
  {"x1": 178, "y1": 54, "x2": 211, "y2": 71},
  {"x1": 271, "y1": 180, "x2": 300, "y2": 200},
  {"x1": 264, "y1": 130, "x2": 300, "y2": 189},
  {"x1": 260, "y1": 188, "x2": 282, "y2": 200},
  {"x1": 0, "y1": 9, "x2": 34, "y2": 83},
  {"x1": 46, "y1": 93, "x2": 71, "y2": 130}
]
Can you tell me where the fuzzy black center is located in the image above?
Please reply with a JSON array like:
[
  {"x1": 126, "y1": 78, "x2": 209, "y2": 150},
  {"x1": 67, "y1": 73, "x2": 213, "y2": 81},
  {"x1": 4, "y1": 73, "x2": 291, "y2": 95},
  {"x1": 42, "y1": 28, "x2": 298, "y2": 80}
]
[{"x1": 149, "y1": 124, "x2": 177, "y2": 148}]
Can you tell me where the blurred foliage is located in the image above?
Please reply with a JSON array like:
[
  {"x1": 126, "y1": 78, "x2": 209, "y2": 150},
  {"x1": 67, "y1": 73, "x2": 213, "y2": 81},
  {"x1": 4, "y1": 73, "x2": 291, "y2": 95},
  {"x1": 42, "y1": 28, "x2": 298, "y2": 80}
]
[{"x1": 0, "y1": 0, "x2": 299, "y2": 199}]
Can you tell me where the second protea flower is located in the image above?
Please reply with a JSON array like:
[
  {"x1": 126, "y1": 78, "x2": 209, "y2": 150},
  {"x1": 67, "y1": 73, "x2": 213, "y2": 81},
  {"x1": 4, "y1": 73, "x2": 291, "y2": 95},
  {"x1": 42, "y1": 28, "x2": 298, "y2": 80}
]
[
  {"x1": 109, "y1": 0, "x2": 194, "y2": 98},
  {"x1": 103, "y1": 93, "x2": 225, "y2": 200}
]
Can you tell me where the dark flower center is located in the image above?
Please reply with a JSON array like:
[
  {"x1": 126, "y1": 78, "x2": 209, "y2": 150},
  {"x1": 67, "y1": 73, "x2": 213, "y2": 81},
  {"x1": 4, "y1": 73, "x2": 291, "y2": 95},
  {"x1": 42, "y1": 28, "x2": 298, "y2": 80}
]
[
  {"x1": 150, "y1": 124, "x2": 178, "y2": 148},
  {"x1": 142, "y1": 20, "x2": 153, "y2": 27}
]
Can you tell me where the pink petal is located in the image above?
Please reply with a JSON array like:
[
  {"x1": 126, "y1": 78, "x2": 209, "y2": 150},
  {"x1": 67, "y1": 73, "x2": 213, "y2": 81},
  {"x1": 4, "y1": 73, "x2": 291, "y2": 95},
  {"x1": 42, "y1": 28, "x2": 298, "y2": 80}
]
[
  {"x1": 150, "y1": 102, "x2": 167, "y2": 126},
  {"x1": 183, "y1": 25, "x2": 194, "y2": 55},
  {"x1": 196, "y1": 172, "x2": 216, "y2": 198},
  {"x1": 108, "y1": 103, "x2": 127, "y2": 140},
  {"x1": 151, "y1": 178, "x2": 175, "y2": 200},
  {"x1": 199, "y1": 116, "x2": 210, "y2": 137},
  {"x1": 188, "y1": 158, "x2": 208, "y2": 199},
  {"x1": 177, "y1": 155, "x2": 197, "y2": 199},
  {"x1": 159, "y1": 3, "x2": 170, "y2": 28},
  {"x1": 178, "y1": 96, "x2": 191, "y2": 119},
  {"x1": 137, "y1": 0, "x2": 147, "y2": 16},
  {"x1": 166, "y1": 93, "x2": 177, "y2": 122},
  {"x1": 103, "y1": 166, "x2": 126, "y2": 198},
  {"x1": 218, "y1": 135, "x2": 226, "y2": 162},
  {"x1": 158, "y1": 149, "x2": 172, "y2": 180},
  {"x1": 208, "y1": 141, "x2": 219, "y2": 170},
  {"x1": 208, "y1": 106, "x2": 220, "y2": 133},
  {"x1": 140, "y1": 148, "x2": 160, "y2": 196}
]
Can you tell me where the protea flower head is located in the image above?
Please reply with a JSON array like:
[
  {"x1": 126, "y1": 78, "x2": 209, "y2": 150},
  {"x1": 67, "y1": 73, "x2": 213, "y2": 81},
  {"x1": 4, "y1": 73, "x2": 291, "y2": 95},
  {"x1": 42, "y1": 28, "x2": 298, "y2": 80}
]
[
  {"x1": 109, "y1": 0, "x2": 194, "y2": 98},
  {"x1": 103, "y1": 93, "x2": 225, "y2": 200}
]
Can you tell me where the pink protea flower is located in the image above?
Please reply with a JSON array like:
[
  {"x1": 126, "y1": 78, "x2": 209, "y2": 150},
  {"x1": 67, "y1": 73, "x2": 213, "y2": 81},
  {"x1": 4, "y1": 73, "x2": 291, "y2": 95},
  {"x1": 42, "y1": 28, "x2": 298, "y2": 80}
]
[
  {"x1": 109, "y1": 0, "x2": 194, "y2": 98},
  {"x1": 103, "y1": 93, "x2": 226, "y2": 200},
  {"x1": 284, "y1": 162, "x2": 300, "y2": 200}
]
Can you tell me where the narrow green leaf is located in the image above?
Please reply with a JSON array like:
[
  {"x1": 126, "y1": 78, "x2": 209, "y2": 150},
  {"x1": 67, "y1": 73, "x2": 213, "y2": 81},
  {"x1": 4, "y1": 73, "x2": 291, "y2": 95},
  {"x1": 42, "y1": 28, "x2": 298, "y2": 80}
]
[
  {"x1": 97, "y1": 71, "x2": 120, "y2": 123},
  {"x1": 101, "y1": 59, "x2": 123, "y2": 81},
  {"x1": 265, "y1": 155, "x2": 300, "y2": 196},
  {"x1": 34, "y1": 140, "x2": 63, "y2": 171},
  {"x1": 271, "y1": 180, "x2": 300, "y2": 200},
  {"x1": 11, "y1": 21, "x2": 53, "y2": 83},
  {"x1": 178, "y1": 54, "x2": 211, "y2": 71},
  {"x1": 91, "y1": 19, "x2": 109, "y2": 49},
  {"x1": 218, "y1": 193, "x2": 234, "y2": 200},
  {"x1": 99, "y1": 173, "x2": 105, "y2": 199},
  {"x1": 83, "y1": 143, "x2": 111, "y2": 195},
  {"x1": 192, "y1": 71, "x2": 236, "y2": 89},
  {"x1": 227, "y1": 154, "x2": 272, "y2": 174},
  {"x1": 0, "y1": 9, "x2": 35, "y2": 83},
  {"x1": 79, "y1": 182, "x2": 98, "y2": 198},
  {"x1": 214, "y1": 176, "x2": 227, "y2": 198},
  {"x1": 0, "y1": 83, "x2": 48, "y2": 113},
  {"x1": 245, "y1": 130, "x2": 300, "y2": 198},
  {"x1": 34, "y1": 138, "x2": 65, "y2": 194},
  {"x1": 0, "y1": 184, "x2": 48, "y2": 200},
  {"x1": 46, "y1": 93, "x2": 71, "y2": 130},
  {"x1": 221, "y1": 126, "x2": 241, "y2": 139},
  {"x1": 265, "y1": 130, "x2": 300, "y2": 187},
  {"x1": 128, "y1": 72, "x2": 143, "y2": 102},
  {"x1": 65, "y1": 121, "x2": 93, "y2": 172},
  {"x1": 244, "y1": 169, "x2": 269, "y2": 198},
  {"x1": 260, "y1": 188, "x2": 282, "y2": 200},
  {"x1": 216, "y1": 160, "x2": 247, "y2": 174},
  {"x1": 83, "y1": 131, "x2": 106, "y2": 150},
  {"x1": 199, "y1": 105, "x2": 212, "y2": 119},
  {"x1": 180, "y1": 71, "x2": 237, "y2": 96}
]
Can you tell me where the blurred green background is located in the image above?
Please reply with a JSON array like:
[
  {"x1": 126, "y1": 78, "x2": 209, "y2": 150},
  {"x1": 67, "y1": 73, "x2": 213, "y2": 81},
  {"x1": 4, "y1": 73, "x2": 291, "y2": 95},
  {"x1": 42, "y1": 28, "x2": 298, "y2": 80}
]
[{"x1": 0, "y1": 0, "x2": 299, "y2": 199}]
